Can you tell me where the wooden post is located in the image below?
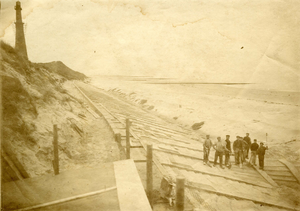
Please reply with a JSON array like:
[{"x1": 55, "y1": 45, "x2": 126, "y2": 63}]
[
  {"x1": 115, "y1": 133, "x2": 121, "y2": 143},
  {"x1": 176, "y1": 177, "x2": 185, "y2": 211},
  {"x1": 53, "y1": 124, "x2": 59, "y2": 175},
  {"x1": 126, "y1": 119, "x2": 130, "y2": 159},
  {"x1": 147, "y1": 144, "x2": 153, "y2": 207}
]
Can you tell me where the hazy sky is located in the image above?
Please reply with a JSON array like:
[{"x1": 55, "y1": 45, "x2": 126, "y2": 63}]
[{"x1": 1, "y1": 0, "x2": 299, "y2": 89}]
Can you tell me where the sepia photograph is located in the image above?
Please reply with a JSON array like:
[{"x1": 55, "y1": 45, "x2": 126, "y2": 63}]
[{"x1": 1, "y1": 0, "x2": 299, "y2": 210}]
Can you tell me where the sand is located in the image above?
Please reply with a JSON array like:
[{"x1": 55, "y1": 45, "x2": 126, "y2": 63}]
[{"x1": 90, "y1": 75, "x2": 300, "y2": 162}]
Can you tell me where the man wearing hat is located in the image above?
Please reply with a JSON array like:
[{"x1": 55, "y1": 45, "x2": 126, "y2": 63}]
[
  {"x1": 203, "y1": 135, "x2": 213, "y2": 167},
  {"x1": 213, "y1": 137, "x2": 225, "y2": 169},
  {"x1": 257, "y1": 142, "x2": 268, "y2": 170},
  {"x1": 233, "y1": 136, "x2": 240, "y2": 165},
  {"x1": 224, "y1": 135, "x2": 232, "y2": 167},
  {"x1": 234, "y1": 136, "x2": 245, "y2": 168},
  {"x1": 250, "y1": 139, "x2": 259, "y2": 166},
  {"x1": 243, "y1": 133, "x2": 251, "y2": 159}
]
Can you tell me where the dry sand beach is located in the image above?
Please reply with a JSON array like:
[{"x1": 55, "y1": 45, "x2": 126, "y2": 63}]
[{"x1": 91, "y1": 75, "x2": 300, "y2": 158}]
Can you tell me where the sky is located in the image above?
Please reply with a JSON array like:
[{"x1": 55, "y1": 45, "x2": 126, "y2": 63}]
[{"x1": 1, "y1": 0, "x2": 300, "y2": 90}]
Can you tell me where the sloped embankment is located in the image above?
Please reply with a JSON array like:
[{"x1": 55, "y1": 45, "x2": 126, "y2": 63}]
[{"x1": 1, "y1": 41, "x2": 120, "y2": 182}]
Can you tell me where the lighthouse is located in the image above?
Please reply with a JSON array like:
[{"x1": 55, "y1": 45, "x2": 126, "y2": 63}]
[{"x1": 15, "y1": 1, "x2": 28, "y2": 60}]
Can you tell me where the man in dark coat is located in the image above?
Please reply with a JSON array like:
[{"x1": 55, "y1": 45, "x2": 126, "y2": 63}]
[
  {"x1": 250, "y1": 139, "x2": 259, "y2": 166},
  {"x1": 242, "y1": 138, "x2": 249, "y2": 163},
  {"x1": 257, "y1": 142, "x2": 268, "y2": 170},
  {"x1": 236, "y1": 136, "x2": 246, "y2": 168},
  {"x1": 244, "y1": 133, "x2": 251, "y2": 159},
  {"x1": 233, "y1": 136, "x2": 240, "y2": 165},
  {"x1": 224, "y1": 135, "x2": 231, "y2": 167}
]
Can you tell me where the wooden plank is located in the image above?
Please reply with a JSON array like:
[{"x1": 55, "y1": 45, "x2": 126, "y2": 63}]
[
  {"x1": 170, "y1": 157, "x2": 193, "y2": 170},
  {"x1": 279, "y1": 159, "x2": 300, "y2": 183},
  {"x1": 76, "y1": 84, "x2": 140, "y2": 148},
  {"x1": 156, "y1": 148, "x2": 257, "y2": 181},
  {"x1": 188, "y1": 171, "x2": 212, "y2": 186},
  {"x1": 130, "y1": 145, "x2": 143, "y2": 148},
  {"x1": 3, "y1": 162, "x2": 117, "y2": 210},
  {"x1": 266, "y1": 170, "x2": 294, "y2": 177},
  {"x1": 149, "y1": 138, "x2": 202, "y2": 153},
  {"x1": 156, "y1": 136, "x2": 193, "y2": 145},
  {"x1": 178, "y1": 169, "x2": 190, "y2": 179},
  {"x1": 116, "y1": 113, "x2": 189, "y2": 135},
  {"x1": 157, "y1": 136, "x2": 194, "y2": 146},
  {"x1": 156, "y1": 148, "x2": 261, "y2": 182},
  {"x1": 15, "y1": 187, "x2": 117, "y2": 211},
  {"x1": 186, "y1": 181, "x2": 216, "y2": 193},
  {"x1": 216, "y1": 195, "x2": 235, "y2": 211},
  {"x1": 264, "y1": 166, "x2": 289, "y2": 171},
  {"x1": 223, "y1": 168, "x2": 262, "y2": 179},
  {"x1": 163, "y1": 166, "x2": 177, "y2": 179},
  {"x1": 115, "y1": 112, "x2": 158, "y2": 124},
  {"x1": 230, "y1": 198, "x2": 258, "y2": 211},
  {"x1": 226, "y1": 164, "x2": 260, "y2": 176},
  {"x1": 181, "y1": 157, "x2": 194, "y2": 167},
  {"x1": 154, "y1": 147, "x2": 202, "y2": 161},
  {"x1": 114, "y1": 160, "x2": 152, "y2": 211},
  {"x1": 130, "y1": 118, "x2": 189, "y2": 136},
  {"x1": 186, "y1": 189, "x2": 215, "y2": 211},
  {"x1": 2, "y1": 146, "x2": 30, "y2": 179},
  {"x1": 120, "y1": 114, "x2": 165, "y2": 126},
  {"x1": 86, "y1": 107, "x2": 99, "y2": 119},
  {"x1": 266, "y1": 159, "x2": 285, "y2": 164},
  {"x1": 162, "y1": 163, "x2": 272, "y2": 188},
  {"x1": 225, "y1": 180, "x2": 254, "y2": 197},
  {"x1": 271, "y1": 175, "x2": 298, "y2": 182},
  {"x1": 186, "y1": 180, "x2": 299, "y2": 211},
  {"x1": 168, "y1": 154, "x2": 175, "y2": 163},
  {"x1": 276, "y1": 180, "x2": 299, "y2": 187},
  {"x1": 158, "y1": 145, "x2": 178, "y2": 153},
  {"x1": 110, "y1": 122, "x2": 124, "y2": 128},
  {"x1": 172, "y1": 167, "x2": 185, "y2": 177},
  {"x1": 1, "y1": 154, "x2": 22, "y2": 181},
  {"x1": 76, "y1": 83, "x2": 130, "y2": 131},
  {"x1": 264, "y1": 161, "x2": 285, "y2": 167},
  {"x1": 142, "y1": 126, "x2": 189, "y2": 139},
  {"x1": 224, "y1": 172, "x2": 264, "y2": 183},
  {"x1": 74, "y1": 84, "x2": 104, "y2": 114},
  {"x1": 228, "y1": 165, "x2": 261, "y2": 177},
  {"x1": 163, "y1": 137, "x2": 192, "y2": 145},
  {"x1": 252, "y1": 165, "x2": 278, "y2": 187},
  {"x1": 134, "y1": 160, "x2": 146, "y2": 163}
]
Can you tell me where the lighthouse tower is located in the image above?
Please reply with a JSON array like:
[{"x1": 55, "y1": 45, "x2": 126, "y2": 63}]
[{"x1": 15, "y1": 1, "x2": 28, "y2": 60}]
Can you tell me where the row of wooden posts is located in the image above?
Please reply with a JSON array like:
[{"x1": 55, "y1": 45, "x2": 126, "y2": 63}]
[
  {"x1": 51, "y1": 119, "x2": 185, "y2": 211},
  {"x1": 123, "y1": 119, "x2": 185, "y2": 210}
]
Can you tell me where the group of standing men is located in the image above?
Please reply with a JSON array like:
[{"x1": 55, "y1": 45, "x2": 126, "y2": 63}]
[{"x1": 203, "y1": 133, "x2": 268, "y2": 170}]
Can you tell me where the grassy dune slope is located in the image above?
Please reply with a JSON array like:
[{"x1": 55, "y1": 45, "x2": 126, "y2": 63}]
[{"x1": 1, "y1": 41, "x2": 120, "y2": 182}]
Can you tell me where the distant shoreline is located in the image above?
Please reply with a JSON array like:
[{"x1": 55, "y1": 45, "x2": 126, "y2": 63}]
[{"x1": 144, "y1": 82, "x2": 253, "y2": 85}]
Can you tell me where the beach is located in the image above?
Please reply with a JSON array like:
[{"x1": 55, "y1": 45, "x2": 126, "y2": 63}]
[{"x1": 90, "y1": 75, "x2": 300, "y2": 161}]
